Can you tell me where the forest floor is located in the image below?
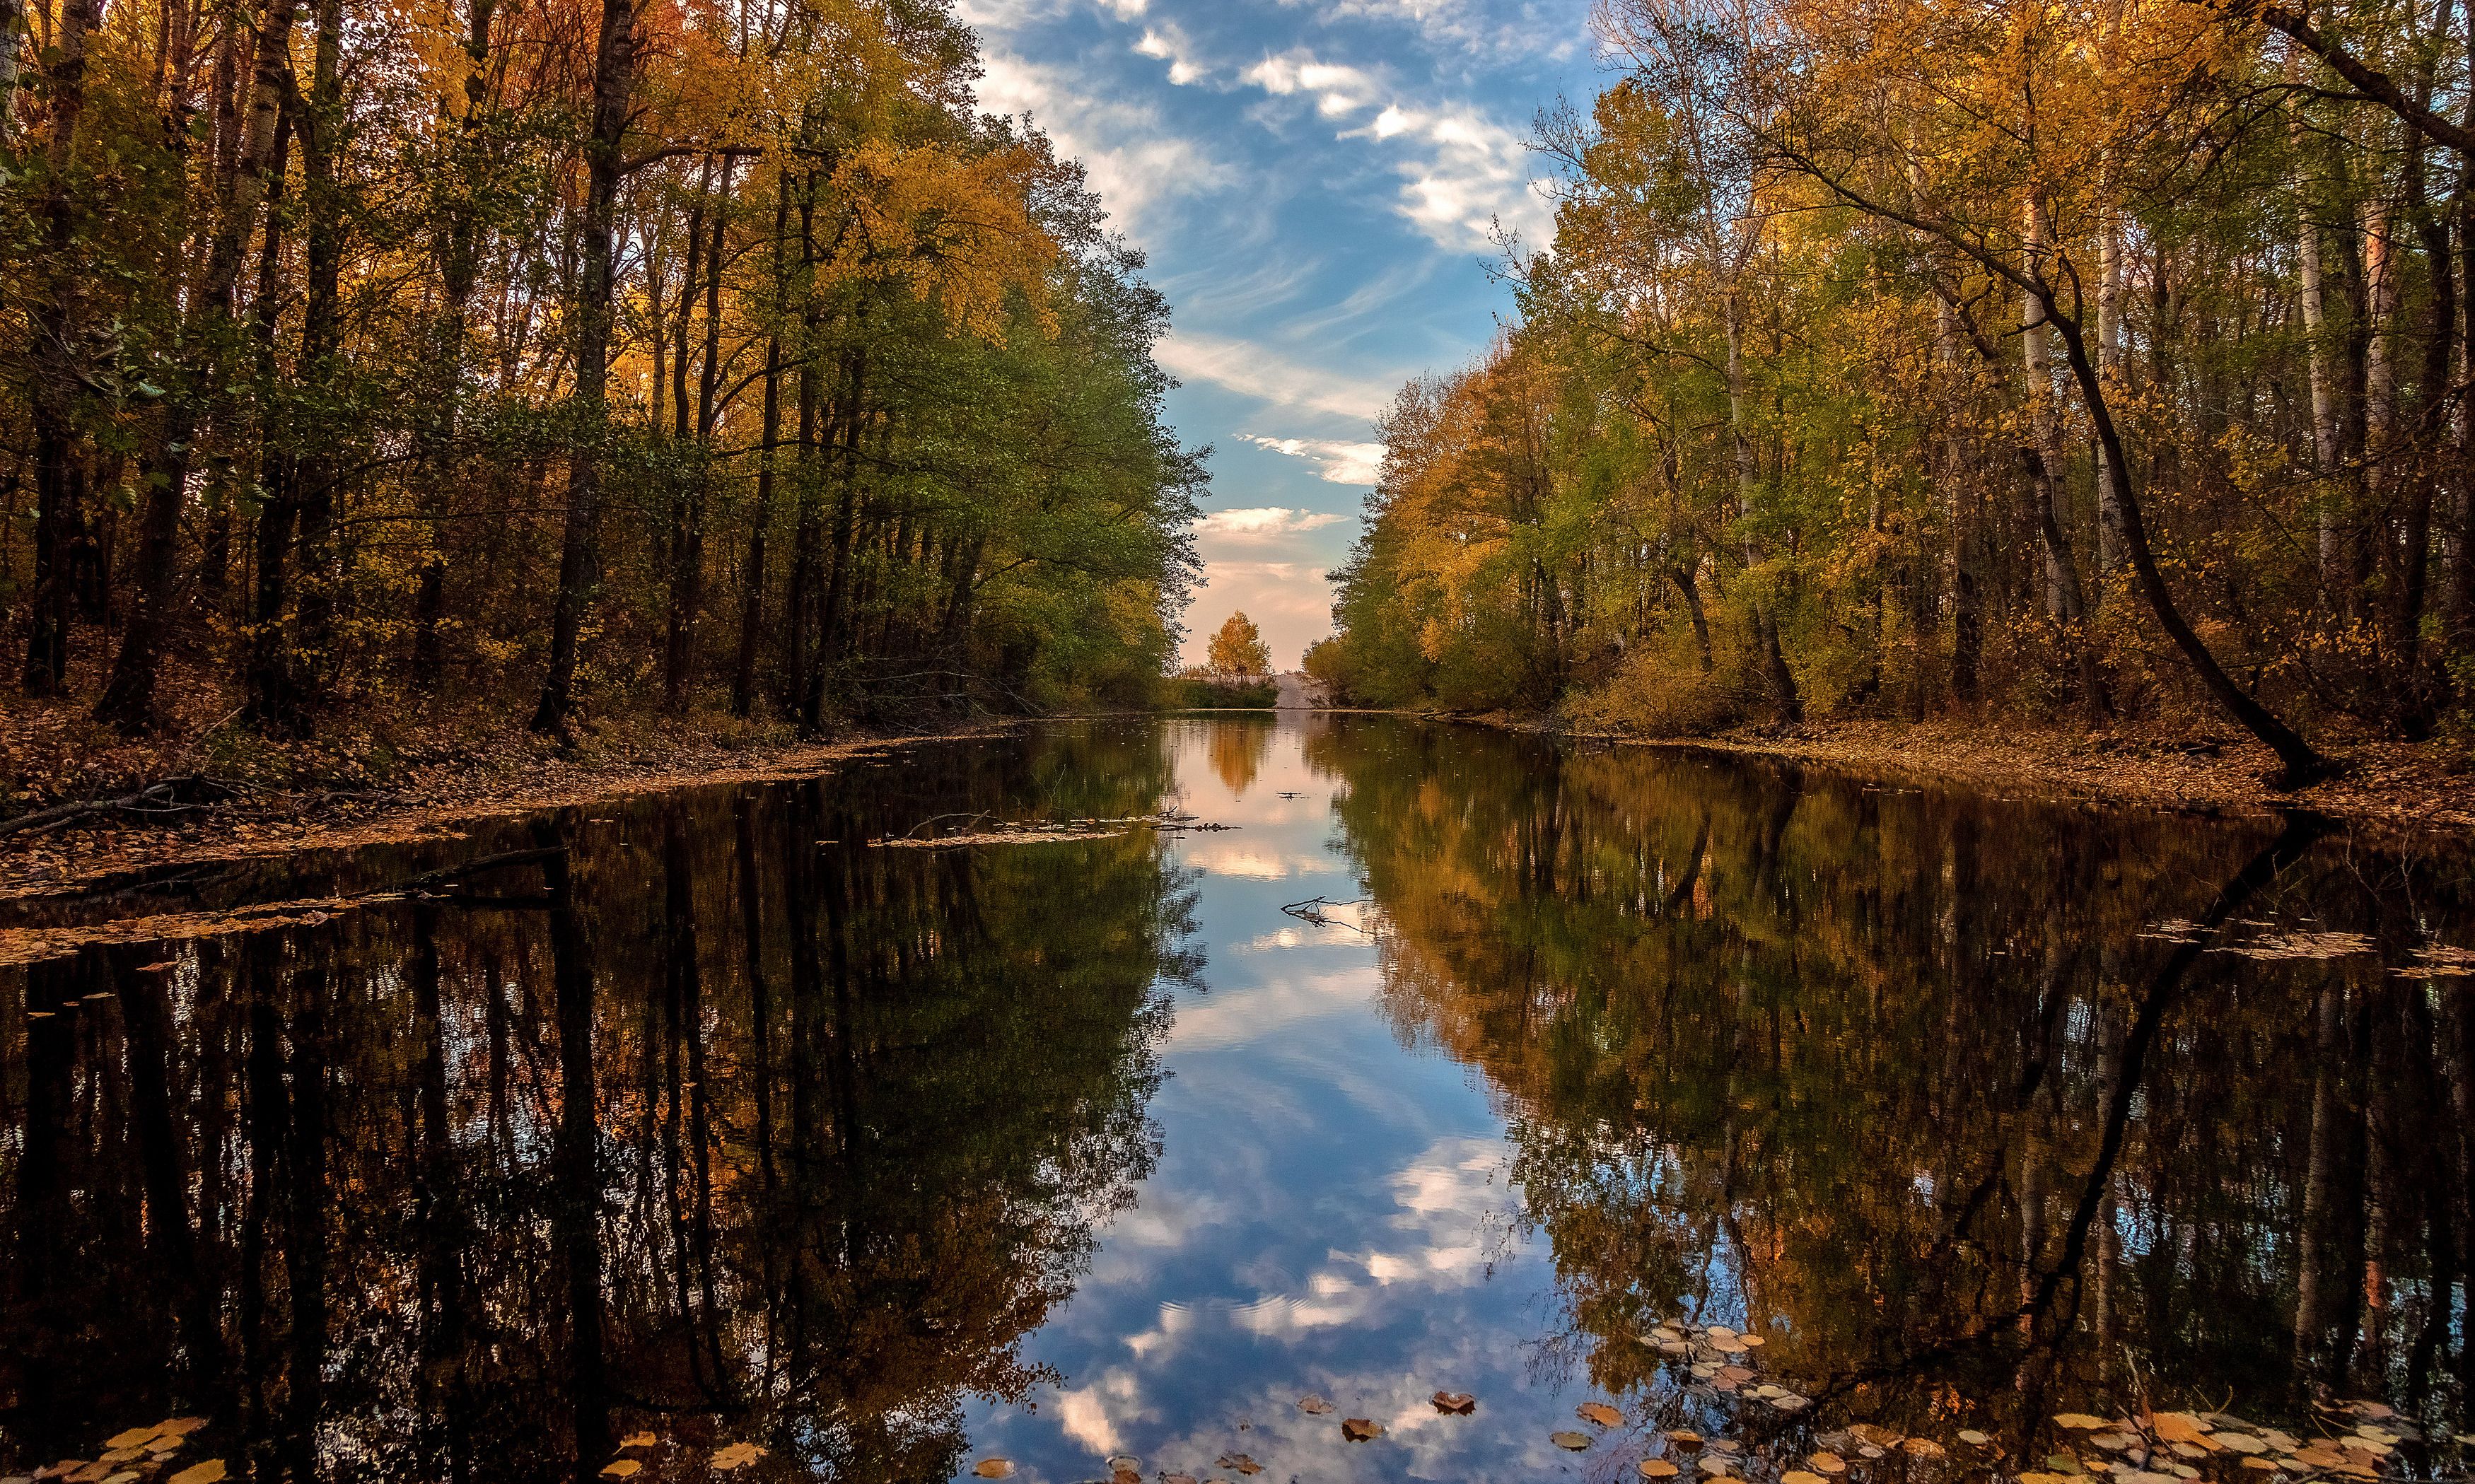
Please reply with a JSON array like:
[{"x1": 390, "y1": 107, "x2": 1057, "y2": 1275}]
[
  {"x1": 1520, "y1": 715, "x2": 2475, "y2": 836},
  {"x1": 0, "y1": 701, "x2": 1020, "y2": 900}
]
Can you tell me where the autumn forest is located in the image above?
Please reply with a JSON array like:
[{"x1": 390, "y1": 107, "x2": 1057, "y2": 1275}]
[
  {"x1": 0, "y1": 0, "x2": 1202, "y2": 756},
  {"x1": 1309, "y1": 0, "x2": 2475, "y2": 781}
]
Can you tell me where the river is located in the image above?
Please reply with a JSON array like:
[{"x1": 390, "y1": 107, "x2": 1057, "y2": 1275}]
[{"x1": 0, "y1": 716, "x2": 2467, "y2": 1483}]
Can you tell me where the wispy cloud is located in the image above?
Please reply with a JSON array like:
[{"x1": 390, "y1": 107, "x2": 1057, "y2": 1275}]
[
  {"x1": 1134, "y1": 23, "x2": 1208, "y2": 84},
  {"x1": 1238, "y1": 47, "x2": 1552, "y2": 251},
  {"x1": 1238, "y1": 435, "x2": 1386, "y2": 485},
  {"x1": 973, "y1": 49, "x2": 1238, "y2": 241},
  {"x1": 1156, "y1": 330, "x2": 1398, "y2": 421},
  {"x1": 1195, "y1": 505, "x2": 1350, "y2": 539}
]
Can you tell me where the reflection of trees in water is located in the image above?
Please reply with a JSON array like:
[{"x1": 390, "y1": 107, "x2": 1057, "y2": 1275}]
[
  {"x1": 0, "y1": 726, "x2": 1194, "y2": 1483},
  {"x1": 1307, "y1": 720, "x2": 2474, "y2": 1434},
  {"x1": 1202, "y1": 716, "x2": 1276, "y2": 798}
]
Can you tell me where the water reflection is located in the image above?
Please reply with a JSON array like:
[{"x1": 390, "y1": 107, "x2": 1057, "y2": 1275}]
[
  {"x1": 0, "y1": 727, "x2": 1192, "y2": 1482},
  {"x1": 0, "y1": 718, "x2": 2467, "y2": 1484},
  {"x1": 1310, "y1": 723, "x2": 2471, "y2": 1450}
]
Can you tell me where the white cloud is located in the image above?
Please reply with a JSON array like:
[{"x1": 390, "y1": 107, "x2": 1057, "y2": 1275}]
[
  {"x1": 1233, "y1": 48, "x2": 1554, "y2": 252},
  {"x1": 1242, "y1": 48, "x2": 1385, "y2": 115},
  {"x1": 1134, "y1": 24, "x2": 1206, "y2": 85},
  {"x1": 1156, "y1": 330, "x2": 1398, "y2": 421},
  {"x1": 1346, "y1": 100, "x2": 1554, "y2": 251},
  {"x1": 1280, "y1": 0, "x2": 1592, "y2": 63},
  {"x1": 1195, "y1": 505, "x2": 1349, "y2": 539},
  {"x1": 1238, "y1": 435, "x2": 1387, "y2": 486},
  {"x1": 972, "y1": 50, "x2": 1237, "y2": 241}
]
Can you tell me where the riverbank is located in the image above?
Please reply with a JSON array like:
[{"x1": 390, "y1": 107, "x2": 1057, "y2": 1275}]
[
  {"x1": 0, "y1": 711, "x2": 1020, "y2": 900},
  {"x1": 1490, "y1": 714, "x2": 2475, "y2": 835}
]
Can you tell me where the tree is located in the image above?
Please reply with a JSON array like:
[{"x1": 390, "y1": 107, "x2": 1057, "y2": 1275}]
[{"x1": 1207, "y1": 612, "x2": 1272, "y2": 677}]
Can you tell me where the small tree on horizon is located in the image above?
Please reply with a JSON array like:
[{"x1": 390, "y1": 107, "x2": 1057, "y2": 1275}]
[{"x1": 1207, "y1": 612, "x2": 1274, "y2": 677}]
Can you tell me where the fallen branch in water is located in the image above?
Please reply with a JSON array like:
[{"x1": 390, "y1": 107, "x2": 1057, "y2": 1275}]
[
  {"x1": 873, "y1": 809, "x2": 1233, "y2": 848},
  {"x1": 1281, "y1": 896, "x2": 1376, "y2": 933}
]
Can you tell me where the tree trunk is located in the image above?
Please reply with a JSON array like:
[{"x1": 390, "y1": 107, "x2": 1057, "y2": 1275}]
[
  {"x1": 95, "y1": 0, "x2": 303, "y2": 731},
  {"x1": 412, "y1": 0, "x2": 503, "y2": 688},
  {"x1": 735, "y1": 177, "x2": 793, "y2": 718},
  {"x1": 20, "y1": 0, "x2": 107, "y2": 696},
  {"x1": 532, "y1": 0, "x2": 638, "y2": 735}
]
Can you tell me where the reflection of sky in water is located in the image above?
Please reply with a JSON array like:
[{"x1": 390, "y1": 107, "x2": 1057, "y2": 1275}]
[{"x1": 961, "y1": 719, "x2": 1673, "y2": 1483}]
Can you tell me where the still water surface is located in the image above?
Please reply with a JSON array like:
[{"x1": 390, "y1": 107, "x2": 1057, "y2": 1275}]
[{"x1": 0, "y1": 718, "x2": 2469, "y2": 1483}]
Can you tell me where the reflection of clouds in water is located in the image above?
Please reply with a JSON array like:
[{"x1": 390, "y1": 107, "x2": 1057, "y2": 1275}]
[
  {"x1": 1232, "y1": 923, "x2": 1366, "y2": 952},
  {"x1": 1054, "y1": 1365, "x2": 1148, "y2": 1464},
  {"x1": 1162, "y1": 969, "x2": 1370, "y2": 1050},
  {"x1": 1178, "y1": 845, "x2": 1343, "y2": 880}
]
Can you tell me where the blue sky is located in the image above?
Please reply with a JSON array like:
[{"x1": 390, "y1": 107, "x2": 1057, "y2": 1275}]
[{"x1": 960, "y1": 0, "x2": 1598, "y2": 668}]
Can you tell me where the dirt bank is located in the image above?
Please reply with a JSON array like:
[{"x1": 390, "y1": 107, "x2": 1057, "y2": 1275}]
[
  {"x1": 0, "y1": 719, "x2": 1020, "y2": 901},
  {"x1": 1522, "y1": 716, "x2": 2475, "y2": 836}
]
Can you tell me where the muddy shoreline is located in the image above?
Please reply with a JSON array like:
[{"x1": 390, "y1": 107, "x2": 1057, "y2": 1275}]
[
  {"x1": 0, "y1": 720, "x2": 1023, "y2": 901},
  {"x1": 1463, "y1": 713, "x2": 2475, "y2": 837}
]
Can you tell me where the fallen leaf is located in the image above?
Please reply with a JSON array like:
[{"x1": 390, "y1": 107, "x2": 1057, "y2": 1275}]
[
  {"x1": 599, "y1": 1464, "x2": 642, "y2": 1480},
  {"x1": 1298, "y1": 1396, "x2": 1334, "y2": 1415},
  {"x1": 1785, "y1": 1472, "x2": 1828, "y2": 1484},
  {"x1": 2046, "y1": 1456, "x2": 2085, "y2": 1474},
  {"x1": 103, "y1": 1432, "x2": 158, "y2": 1452},
  {"x1": 711, "y1": 1442, "x2": 764, "y2": 1471},
  {"x1": 1667, "y1": 1432, "x2": 1704, "y2": 1449},
  {"x1": 2057, "y1": 1415, "x2": 2112, "y2": 1432},
  {"x1": 1109, "y1": 1457, "x2": 1142, "y2": 1473},
  {"x1": 1342, "y1": 1419, "x2": 1382, "y2": 1443},
  {"x1": 1708, "y1": 1440, "x2": 1743, "y2": 1454},
  {"x1": 1163, "y1": 1476, "x2": 1195, "y2": 1484},
  {"x1": 1740, "y1": 1335, "x2": 1766, "y2": 1348},
  {"x1": 1432, "y1": 1392, "x2": 1476, "y2": 1415},
  {"x1": 1217, "y1": 1453, "x2": 1263, "y2": 1473},
  {"x1": 2238, "y1": 1461, "x2": 2281, "y2": 1473},
  {"x1": 1554, "y1": 1432, "x2": 1593, "y2": 1451},
  {"x1": 1904, "y1": 1439, "x2": 1947, "y2": 1459},
  {"x1": 1641, "y1": 1463, "x2": 1681, "y2": 1479},
  {"x1": 974, "y1": 1461, "x2": 1014, "y2": 1478},
  {"x1": 2021, "y1": 1474, "x2": 2077, "y2": 1484},
  {"x1": 1851, "y1": 1426, "x2": 1903, "y2": 1450},
  {"x1": 2153, "y1": 1415, "x2": 2215, "y2": 1447},
  {"x1": 1807, "y1": 1453, "x2": 1846, "y2": 1475},
  {"x1": 619, "y1": 1433, "x2": 656, "y2": 1450},
  {"x1": 1698, "y1": 1457, "x2": 1734, "y2": 1478},
  {"x1": 1580, "y1": 1403, "x2": 1624, "y2": 1427},
  {"x1": 1959, "y1": 1432, "x2": 1991, "y2": 1447},
  {"x1": 168, "y1": 1466, "x2": 226, "y2": 1484}
]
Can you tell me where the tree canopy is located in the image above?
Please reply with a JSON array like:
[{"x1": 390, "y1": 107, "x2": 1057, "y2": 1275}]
[
  {"x1": 1311, "y1": 0, "x2": 2475, "y2": 770},
  {"x1": 0, "y1": 0, "x2": 1205, "y2": 751}
]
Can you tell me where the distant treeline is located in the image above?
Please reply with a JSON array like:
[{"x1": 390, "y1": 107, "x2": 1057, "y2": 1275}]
[
  {"x1": 0, "y1": 0, "x2": 1202, "y2": 742},
  {"x1": 1308, "y1": 0, "x2": 2475, "y2": 778}
]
